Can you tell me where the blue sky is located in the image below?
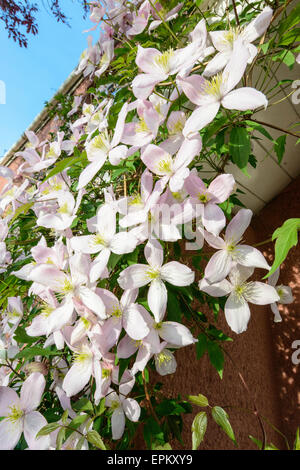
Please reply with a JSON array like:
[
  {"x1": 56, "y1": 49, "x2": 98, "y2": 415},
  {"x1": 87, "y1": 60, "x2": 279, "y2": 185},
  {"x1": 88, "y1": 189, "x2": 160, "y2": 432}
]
[{"x1": 0, "y1": 1, "x2": 98, "y2": 157}]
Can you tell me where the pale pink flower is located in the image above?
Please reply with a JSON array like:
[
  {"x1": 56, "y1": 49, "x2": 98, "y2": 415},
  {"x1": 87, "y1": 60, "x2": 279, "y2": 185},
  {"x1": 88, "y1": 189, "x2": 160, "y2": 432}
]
[
  {"x1": 77, "y1": 103, "x2": 128, "y2": 189},
  {"x1": 204, "y1": 7, "x2": 273, "y2": 77},
  {"x1": 105, "y1": 390, "x2": 140, "y2": 440},
  {"x1": 0, "y1": 373, "x2": 50, "y2": 450},
  {"x1": 120, "y1": 99, "x2": 160, "y2": 148},
  {"x1": 95, "y1": 39, "x2": 114, "y2": 78},
  {"x1": 268, "y1": 268, "x2": 294, "y2": 322},
  {"x1": 204, "y1": 208, "x2": 270, "y2": 283},
  {"x1": 126, "y1": 0, "x2": 150, "y2": 37},
  {"x1": 141, "y1": 134, "x2": 202, "y2": 192},
  {"x1": 148, "y1": 2, "x2": 183, "y2": 31},
  {"x1": 118, "y1": 239, "x2": 195, "y2": 322},
  {"x1": 71, "y1": 203, "x2": 138, "y2": 283},
  {"x1": 199, "y1": 265, "x2": 279, "y2": 334},
  {"x1": 184, "y1": 172, "x2": 235, "y2": 235},
  {"x1": 36, "y1": 189, "x2": 84, "y2": 231},
  {"x1": 132, "y1": 43, "x2": 202, "y2": 99},
  {"x1": 178, "y1": 39, "x2": 268, "y2": 138},
  {"x1": 29, "y1": 252, "x2": 107, "y2": 328}
]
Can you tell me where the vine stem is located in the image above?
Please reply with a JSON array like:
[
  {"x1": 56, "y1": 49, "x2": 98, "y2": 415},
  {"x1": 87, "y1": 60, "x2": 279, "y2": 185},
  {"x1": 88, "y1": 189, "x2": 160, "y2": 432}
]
[
  {"x1": 253, "y1": 237, "x2": 272, "y2": 247},
  {"x1": 0, "y1": 361, "x2": 24, "y2": 380},
  {"x1": 247, "y1": 119, "x2": 300, "y2": 139},
  {"x1": 231, "y1": 0, "x2": 240, "y2": 27},
  {"x1": 222, "y1": 348, "x2": 267, "y2": 450},
  {"x1": 148, "y1": 0, "x2": 179, "y2": 44},
  {"x1": 142, "y1": 370, "x2": 160, "y2": 425}
]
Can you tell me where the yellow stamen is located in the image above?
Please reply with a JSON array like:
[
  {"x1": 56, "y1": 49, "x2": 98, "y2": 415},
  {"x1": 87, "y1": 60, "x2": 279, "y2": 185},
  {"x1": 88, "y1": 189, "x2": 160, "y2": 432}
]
[
  {"x1": 8, "y1": 405, "x2": 24, "y2": 423},
  {"x1": 154, "y1": 49, "x2": 174, "y2": 74}
]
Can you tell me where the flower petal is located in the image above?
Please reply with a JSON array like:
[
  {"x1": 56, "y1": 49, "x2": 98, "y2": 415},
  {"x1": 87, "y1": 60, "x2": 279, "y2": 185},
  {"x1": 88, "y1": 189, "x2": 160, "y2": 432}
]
[
  {"x1": 244, "y1": 282, "x2": 280, "y2": 305},
  {"x1": 204, "y1": 250, "x2": 232, "y2": 283},
  {"x1": 148, "y1": 279, "x2": 167, "y2": 323},
  {"x1": 118, "y1": 264, "x2": 149, "y2": 289},
  {"x1": 123, "y1": 398, "x2": 141, "y2": 422},
  {"x1": 24, "y1": 411, "x2": 50, "y2": 450},
  {"x1": 161, "y1": 261, "x2": 194, "y2": 286},
  {"x1": 160, "y1": 321, "x2": 196, "y2": 346},
  {"x1": 183, "y1": 102, "x2": 220, "y2": 138},
  {"x1": 111, "y1": 408, "x2": 125, "y2": 440},
  {"x1": 222, "y1": 87, "x2": 268, "y2": 111},
  {"x1": 224, "y1": 293, "x2": 251, "y2": 334},
  {"x1": 0, "y1": 417, "x2": 22, "y2": 450},
  {"x1": 20, "y1": 372, "x2": 45, "y2": 413}
]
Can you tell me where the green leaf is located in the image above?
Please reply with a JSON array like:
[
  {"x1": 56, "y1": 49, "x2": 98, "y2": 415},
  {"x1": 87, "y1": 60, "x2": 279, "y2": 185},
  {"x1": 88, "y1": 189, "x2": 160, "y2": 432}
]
[
  {"x1": 264, "y1": 218, "x2": 300, "y2": 278},
  {"x1": 15, "y1": 346, "x2": 59, "y2": 360},
  {"x1": 294, "y1": 427, "x2": 300, "y2": 450},
  {"x1": 188, "y1": 394, "x2": 209, "y2": 407},
  {"x1": 56, "y1": 427, "x2": 66, "y2": 450},
  {"x1": 196, "y1": 333, "x2": 207, "y2": 359},
  {"x1": 43, "y1": 154, "x2": 87, "y2": 182},
  {"x1": 207, "y1": 340, "x2": 224, "y2": 379},
  {"x1": 36, "y1": 421, "x2": 60, "y2": 438},
  {"x1": 72, "y1": 397, "x2": 94, "y2": 413},
  {"x1": 8, "y1": 202, "x2": 34, "y2": 226},
  {"x1": 86, "y1": 430, "x2": 106, "y2": 450},
  {"x1": 278, "y1": 3, "x2": 300, "y2": 36},
  {"x1": 192, "y1": 412, "x2": 207, "y2": 450},
  {"x1": 273, "y1": 135, "x2": 286, "y2": 164},
  {"x1": 211, "y1": 406, "x2": 236, "y2": 445},
  {"x1": 167, "y1": 290, "x2": 182, "y2": 322},
  {"x1": 118, "y1": 356, "x2": 132, "y2": 383},
  {"x1": 13, "y1": 326, "x2": 39, "y2": 345},
  {"x1": 61, "y1": 409, "x2": 69, "y2": 424},
  {"x1": 65, "y1": 414, "x2": 89, "y2": 440},
  {"x1": 152, "y1": 442, "x2": 172, "y2": 450},
  {"x1": 229, "y1": 127, "x2": 251, "y2": 170},
  {"x1": 95, "y1": 398, "x2": 106, "y2": 417},
  {"x1": 245, "y1": 120, "x2": 274, "y2": 142}
]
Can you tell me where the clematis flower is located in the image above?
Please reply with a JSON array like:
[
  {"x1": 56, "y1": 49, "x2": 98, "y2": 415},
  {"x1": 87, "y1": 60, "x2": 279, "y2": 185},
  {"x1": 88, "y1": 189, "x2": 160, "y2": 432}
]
[
  {"x1": 141, "y1": 134, "x2": 202, "y2": 192},
  {"x1": 204, "y1": 7, "x2": 273, "y2": 77},
  {"x1": 77, "y1": 103, "x2": 128, "y2": 189},
  {"x1": 1, "y1": 296, "x2": 23, "y2": 336},
  {"x1": 203, "y1": 208, "x2": 270, "y2": 283},
  {"x1": 184, "y1": 172, "x2": 235, "y2": 235},
  {"x1": 76, "y1": 35, "x2": 100, "y2": 76},
  {"x1": 119, "y1": 168, "x2": 167, "y2": 229},
  {"x1": 120, "y1": 99, "x2": 160, "y2": 148},
  {"x1": 149, "y1": 2, "x2": 183, "y2": 32},
  {"x1": 118, "y1": 238, "x2": 195, "y2": 322},
  {"x1": 117, "y1": 332, "x2": 155, "y2": 376},
  {"x1": 160, "y1": 111, "x2": 188, "y2": 155},
  {"x1": 132, "y1": 43, "x2": 201, "y2": 99},
  {"x1": 70, "y1": 203, "x2": 138, "y2": 283},
  {"x1": 178, "y1": 39, "x2": 268, "y2": 138},
  {"x1": 62, "y1": 336, "x2": 102, "y2": 398},
  {"x1": 0, "y1": 373, "x2": 50, "y2": 450},
  {"x1": 36, "y1": 189, "x2": 84, "y2": 232},
  {"x1": 94, "y1": 288, "x2": 151, "y2": 354},
  {"x1": 29, "y1": 252, "x2": 107, "y2": 327},
  {"x1": 126, "y1": 0, "x2": 150, "y2": 37},
  {"x1": 17, "y1": 132, "x2": 65, "y2": 175},
  {"x1": 268, "y1": 268, "x2": 294, "y2": 322},
  {"x1": 199, "y1": 265, "x2": 280, "y2": 334},
  {"x1": 95, "y1": 39, "x2": 114, "y2": 78},
  {"x1": 154, "y1": 344, "x2": 177, "y2": 376},
  {"x1": 105, "y1": 390, "x2": 140, "y2": 440}
]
